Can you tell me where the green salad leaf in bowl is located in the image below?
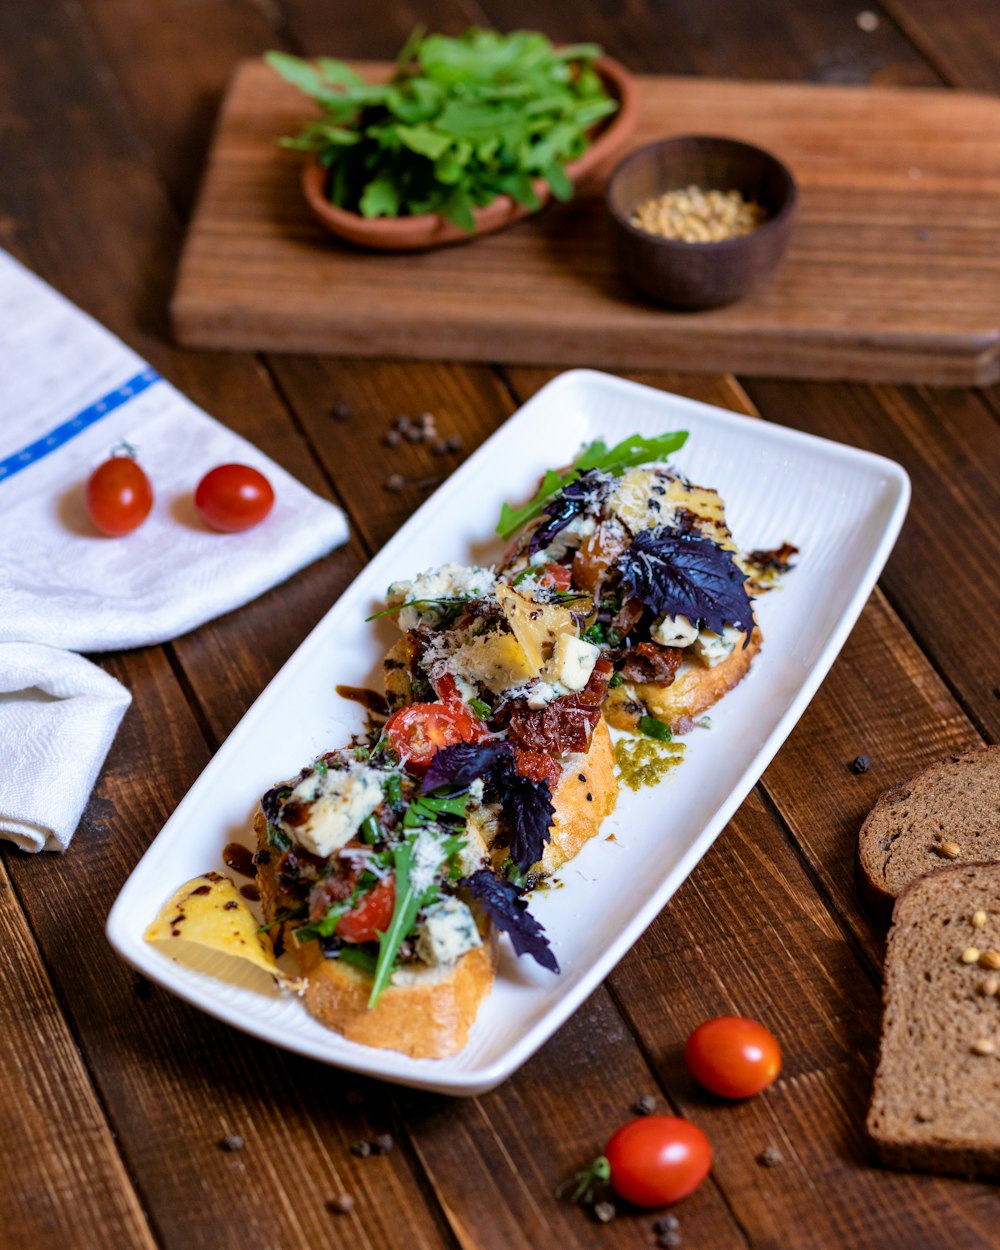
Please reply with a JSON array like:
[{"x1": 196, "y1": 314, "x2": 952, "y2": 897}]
[{"x1": 266, "y1": 27, "x2": 621, "y2": 233}]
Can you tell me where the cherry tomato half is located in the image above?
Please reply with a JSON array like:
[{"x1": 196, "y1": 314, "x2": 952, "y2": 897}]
[
  {"x1": 684, "y1": 1015, "x2": 782, "y2": 1099},
  {"x1": 85, "y1": 453, "x2": 153, "y2": 536},
  {"x1": 384, "y1": 698, "x2": 490, "y2": 770},
  {"x1": 195, "y1": 463, "x2": 274, "y2": 532},
  {"x1": 336, "y1": 877, "x2": 395, "y2": 944},
  {"x1": 605, "y1": 1116, "x2": 712, "y2": 1208},
  {"x1": 540, "y1": 562, "x2": 573, "y2": 591}
]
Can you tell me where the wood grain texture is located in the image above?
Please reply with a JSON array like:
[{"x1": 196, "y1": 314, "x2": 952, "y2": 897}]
[
  {"x1": 882, "y1": 0, "x2": 1000, "y2": 92},
  {"x1": 0, "y1": 859, "x2": 156, "y2": 1249},
  {"x1": 172, "y1": 61, "x2": 1000, "y2": 383}
]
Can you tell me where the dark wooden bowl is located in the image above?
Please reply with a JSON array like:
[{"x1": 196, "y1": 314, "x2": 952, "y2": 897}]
[
  {"x1": 303, "y1": 56, "x2": 639, "y2": 252},
  {"x1": 606, "y1": 135, "x2": 797, "y2": 309}
]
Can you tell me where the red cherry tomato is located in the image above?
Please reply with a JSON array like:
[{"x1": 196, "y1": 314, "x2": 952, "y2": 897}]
[
  {"x1": 540, "y1": 562, "x2": 573, "y2": 591},
  {"x1": 605, "y1": 1116, "x2": 712, "y2": 1207},
  {"x1": 684, "y1": 1016, "x2": 782, "y2": 1099},
  {"x1": 336, "y1": 877, "x2": 395, "y2": 944},
  {"x1": 384, "y1": 698, "x2": 490, "y2": 769},
  {"x1": 194, "y1": 463, "x2": 274, "y2": 532},
  {"x1": 85, "y1": 454, "x2": 153, "y2": 536}
]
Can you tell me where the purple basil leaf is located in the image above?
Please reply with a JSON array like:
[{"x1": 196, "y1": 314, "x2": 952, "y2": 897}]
[
  {"x1": 491, "y1": 759, "x2": 555, "y2": 873},
  {"x1": 420, "y1": 741, "x2": 512, "y2": 794},
  {"x1": 463, "y1": 869, "x2": 559, "y2": 972},
  {"x1": 618, "y1": 527, "x2": 753, "y2": 644},
  {"x1": 528, "y1": 470, "x2": 611, "y2": 556}
]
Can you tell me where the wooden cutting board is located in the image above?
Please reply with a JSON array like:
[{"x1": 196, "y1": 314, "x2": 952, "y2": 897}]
[{"x1": 172, "y1": 61, "x2": 1000, "y2": 384}]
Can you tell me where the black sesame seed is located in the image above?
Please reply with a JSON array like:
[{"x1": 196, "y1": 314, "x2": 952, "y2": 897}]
[
  {"x1": 578, "y1": 773, "x2": 587, "y2": 782},
  {"x1": 586, "y1": 793, "x2": 593, "y2": 802},
  {"x1": 218, "y1": 1134, "x2": 244, "y2": 1152},
  {"x1": 850, "y1": 754, "x2": 871, "y2": 774}
]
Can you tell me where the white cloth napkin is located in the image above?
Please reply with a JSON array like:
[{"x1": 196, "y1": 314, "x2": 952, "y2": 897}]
[{"x1": 0, "y1": 250, "x2": 350, "y2": 851}]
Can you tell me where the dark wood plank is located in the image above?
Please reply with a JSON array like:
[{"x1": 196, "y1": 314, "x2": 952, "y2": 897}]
[
  {"x1": 881, "y1": 0, "x2": 1000, "y2": 91},
  {"x1": 475, "y1": 0, "x2": 941, "y2": 85},
  {"x1": 0, "y1": 858, "x2": 156, "y2": 1249},
  {"x1": 171, "y1": 61, "x2": 1000, "y2": 384},
  {"x1": 741, "y1": 377, "x2": 1000, "y2": 742}
]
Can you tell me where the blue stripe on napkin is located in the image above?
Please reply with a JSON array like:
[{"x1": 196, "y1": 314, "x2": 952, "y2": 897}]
[{"x1": 0, "y1": 367, "x2": 161, "y2": 485}]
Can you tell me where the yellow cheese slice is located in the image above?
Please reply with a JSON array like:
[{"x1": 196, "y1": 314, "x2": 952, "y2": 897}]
[
  {"x1": 145, "y1": 872, "x2": 301, "y2": 990},
  {"x1": 495, "y1": 583, "x2": 580, "y2": 671}
]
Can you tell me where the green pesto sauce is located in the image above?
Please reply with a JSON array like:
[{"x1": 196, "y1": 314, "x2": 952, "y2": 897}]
[{"x1": 614, "y1": 737, "x2": 686, "y2": 791}]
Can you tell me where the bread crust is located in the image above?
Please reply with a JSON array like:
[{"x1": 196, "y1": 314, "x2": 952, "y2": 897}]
[
  {"x1": 292, "y1": 926, "x2": 498, "y2": 1059},
  {"x1": 603, "y1": 627, "x2": 761, "y2": 733},
  {"x1": 253, "y1": 810, "x2": 497, "y2": 1059},
  {"x1": 542, "y1": 717, "x2": 618, "y2": 873},
  {"x1": 857, "y1": 744, "x2": 1000, "y2": 926}
]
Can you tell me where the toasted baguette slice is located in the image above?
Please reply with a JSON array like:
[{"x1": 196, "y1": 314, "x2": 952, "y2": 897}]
[
  {"x1": 603, "y1": 626, "x2": 761, "y2": 734},
  {"x1": 858, "y1": 745, "x2": 1000, "y2": 921},
  {"x1": 253, "y1": 811, "x2": 497, "y2": 1059},
  {"x1": 291, "y1": 927, "x2": 497, "y2": 1059},
  {"x1": 543, "y1": 716, "x2": 618, "y2": 872},
  {"x1": 867, "y1": 863, "x2": 1000, "y2": 1178}
]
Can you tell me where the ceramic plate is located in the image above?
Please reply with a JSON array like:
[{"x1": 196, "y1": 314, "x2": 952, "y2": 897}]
[{"x1": 107, "y1": 370, "x2": 910, "y2": 1095}]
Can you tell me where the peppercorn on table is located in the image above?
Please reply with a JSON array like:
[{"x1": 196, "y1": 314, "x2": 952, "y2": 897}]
[{"x1": 2, "y1": 2, "x2": 999, "y2": 1249}]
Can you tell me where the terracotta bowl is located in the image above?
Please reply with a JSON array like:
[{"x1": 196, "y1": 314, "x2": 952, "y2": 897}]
[
  {"x1": 606, "y1": 135, "x2": 797, "y2": 309},
  {"x1": 302, "y1": 56, "x2": 638, "y2": 252}
]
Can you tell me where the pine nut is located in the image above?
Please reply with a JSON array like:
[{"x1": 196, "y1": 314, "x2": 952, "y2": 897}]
[
  {"x1": 961, "y1": 946, "x2": 981, "y2": 963},
  {"x1": 972, "y1": 910, "x2": 988, "y2": 928},
  {"x1": 971, "y1": 1038, "x2": 996, "y2": 1056},
  {"x1": 977, "y1": 975, "x2": 1000, "y2": 997},
  {"x1": 631, "y1": 186, "x2": 767, "y2": 243},
  {"x1": 980, "y1": 950, "x2": 1000, "y2": 971},
  {"x1": 939, "y1": 841, "x2": 962, "y2": 859}
]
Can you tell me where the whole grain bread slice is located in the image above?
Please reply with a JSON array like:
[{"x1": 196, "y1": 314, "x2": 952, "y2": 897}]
[
  {"x1": 858, "y1": 745, "x2": 1000, "y2": 922},
  {"x1": 868, "y1": 862, "x2": 1000, "y2": 1178}
]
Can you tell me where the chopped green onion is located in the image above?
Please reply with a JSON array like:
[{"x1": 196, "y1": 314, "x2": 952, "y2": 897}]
[{"x1": 469, "y1": 698, "x2": 491, "y2": 721}]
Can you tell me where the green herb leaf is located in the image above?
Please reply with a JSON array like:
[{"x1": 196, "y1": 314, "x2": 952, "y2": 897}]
[
  {"x1": 368, "y1": 840, "x2": 425, "y2": 1007},
  {"x1": 469, "y1": 698, "x2": 491, "y2": 721},
  {"x1": 359, "y1": 176, "x2": 401, "y2": 219},
  {"x1": 338, "y1": 946, "x2": 379, "y2": 975},
  {"x1": 639, "y1": 715, "x2": 673, "y2": 742},
  {"x1": 496, "y1": 430, "x2": 689, "y2": 540}
]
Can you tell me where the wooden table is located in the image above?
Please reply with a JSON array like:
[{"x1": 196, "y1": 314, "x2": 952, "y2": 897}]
[{"x1": 2, "y1": 2, "x2": 998, "y2": 1247}]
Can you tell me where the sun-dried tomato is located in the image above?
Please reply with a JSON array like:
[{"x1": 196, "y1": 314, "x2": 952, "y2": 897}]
[
  {"x1": 502, "y1": 659, "x2": 613, "y2": 757},
  {"x1": 513, "y1": 746, "x2": 563, "y2": 788},
  {"x1": 572, "y1": 524, "x2": 630, "y2": 595},
  {"x1": 619, "y1": 641, "x2": 682, "y2": 686}
]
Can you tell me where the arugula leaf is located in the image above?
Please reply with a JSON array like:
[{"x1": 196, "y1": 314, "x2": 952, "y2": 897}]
[
  {"x1": 496, "y1": 430, "x2": 689, "y2": 540},
  {"x1": 359, "y1": 176, "x2": 401, "y2": 219},
  {"x1": 618, "y1": 528, "x2": 754, "y2": 643},
  {"x1": 463, "y1": 870, "x2": 559, "y2": 972},
  {"x1": 368, "y1": 834, "x2": 447, "y2": 1008},
  {"x1": 365, "y1": 596, "x2": 476, "y2": 623}
]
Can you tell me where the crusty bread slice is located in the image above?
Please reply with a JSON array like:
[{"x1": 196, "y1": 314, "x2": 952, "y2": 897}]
[
  {"x1": 603, "y1": 626, "x2": 761, "y2": 734},
  {"x1": 541, "y1": 715, "x2": 618, "y2": 873},
  {"x1": 291, "y1": 926, "x2": 497, "y2": 1059},
  {"x1": 867, "y1": 862, "x2": 1000, "y2": 1178},
  {"x1": 254, "y1": 810, "x2": 497, "y2": 1058},
  {"x1": 858, "y1": 745, "x2": 1000, "y2": 920}
]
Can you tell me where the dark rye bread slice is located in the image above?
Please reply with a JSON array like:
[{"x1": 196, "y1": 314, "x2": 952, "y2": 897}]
[
  {"x1": 858, "y1": 745, "x2": 1000, "y2": 922},
  {"x1": 868, "y1": 862, "x2": 1000, "y2": 1178}
]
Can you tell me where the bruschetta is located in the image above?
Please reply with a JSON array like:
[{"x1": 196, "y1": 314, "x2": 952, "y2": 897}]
[{"x1": 253, "y1": 745, "x2": 557, "y2": 1058}]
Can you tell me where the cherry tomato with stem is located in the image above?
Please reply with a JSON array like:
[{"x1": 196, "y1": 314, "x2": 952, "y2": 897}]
[
  {"x1": 684, "y1": 1015, "x2": 782, "y2": 1099},
  {"x1": 85, "y1": 446, "x2": 153, "y2": 536},
  {"x1": 195, "y1": 463, "x2": 274, "y2": 532},
  {"x1": 336, "y1": 877, "x2": 396, "y2": 944},
  {"x1": 603, "y1": 1115, "x2": 712, "y2": 1207}
]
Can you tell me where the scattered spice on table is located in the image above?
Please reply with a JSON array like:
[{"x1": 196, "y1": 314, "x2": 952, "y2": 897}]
[
  {"x1": 327, "y1": 1193, "x2": 355, "y2": 1215},
  {"x1": 631, "y1": 186, "x2": 767, "y2": 243},
  {"x1": 850, "y1": 754, "x2": 871, "y2": 774},
  {"x1": 218, "y1": 1133, "x2": 244, "y2": 1152},
  {"x1": 591, "y1": 1200, "x2": 616, "y2": 1223},
  {"x1": 330, "y1": 401, "x2": 351, "y2": 421},
  {"x1": 654, "y1": 1213, "x2": 682, "y2": 1247},
  {"x1": 350, "y1": 1140, "x2": 372, "y2": 1158},
  {"x1": 757, "y1": 1144, "x2": 784, "y2": 1167},
  {"x1": 371, "y1": 1133, "x2": 395, "y2": 1155},
  {"x1": 634, "y1": 1093, "x2": 657, "y2": 1115}
]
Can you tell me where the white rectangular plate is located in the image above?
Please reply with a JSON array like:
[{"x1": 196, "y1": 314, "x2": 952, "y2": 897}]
[{"x1": 107, "y1": 370, "x2": 910, "y2": 1095}]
